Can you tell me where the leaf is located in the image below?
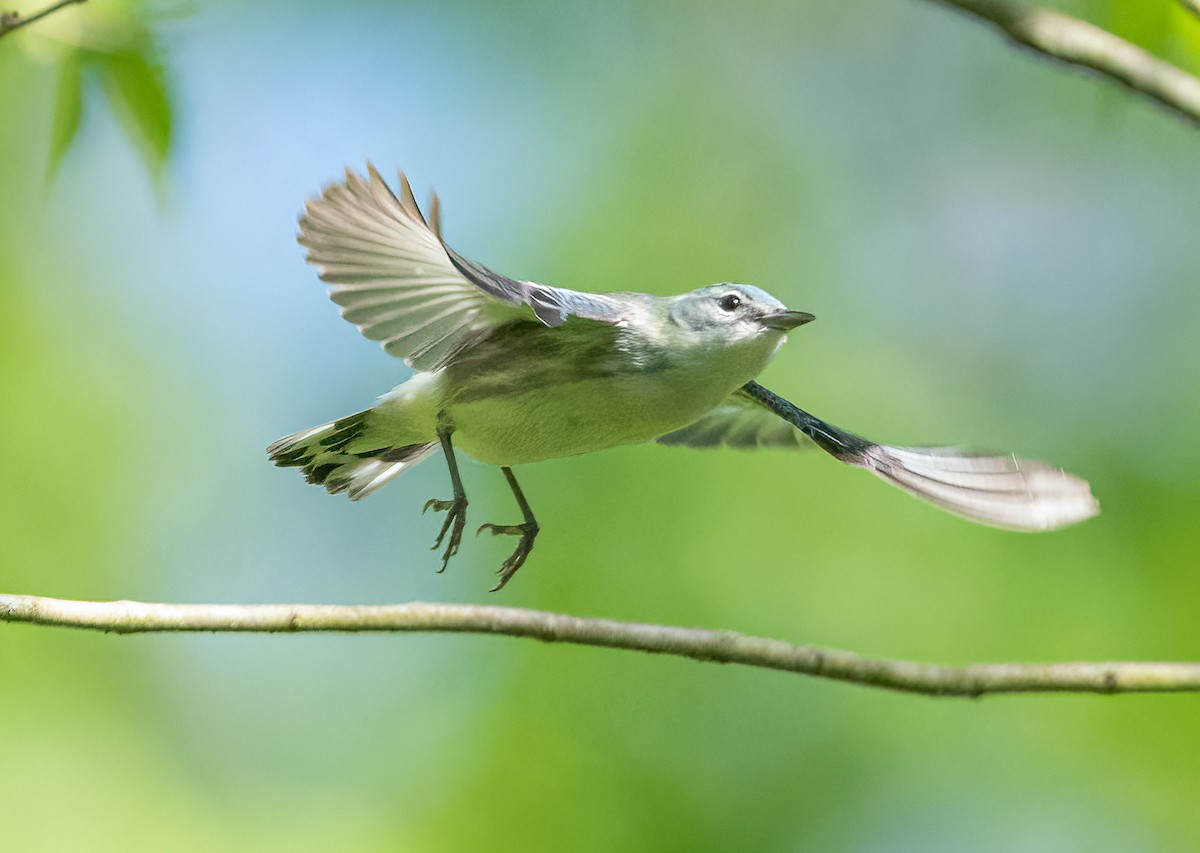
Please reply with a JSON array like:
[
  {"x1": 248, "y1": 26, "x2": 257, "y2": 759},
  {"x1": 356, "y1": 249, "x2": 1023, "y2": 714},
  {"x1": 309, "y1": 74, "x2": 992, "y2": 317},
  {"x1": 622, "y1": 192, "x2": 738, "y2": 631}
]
[
  {"x1": 91, "y1": 41, "x2": 172, "y2": 176},
  {"x1": 46, "y1": 49, "x2": 83, "y2": 182}
]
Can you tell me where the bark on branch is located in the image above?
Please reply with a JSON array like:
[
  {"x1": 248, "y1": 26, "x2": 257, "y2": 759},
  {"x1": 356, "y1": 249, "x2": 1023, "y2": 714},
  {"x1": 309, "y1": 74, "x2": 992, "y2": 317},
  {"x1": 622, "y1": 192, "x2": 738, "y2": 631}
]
[
  {"x1": 3, "y1": 593, "x2": 1199, "y2": 697},
  {"x1": 927, "y1": 0, "x2": 1200, "y2": 126}
]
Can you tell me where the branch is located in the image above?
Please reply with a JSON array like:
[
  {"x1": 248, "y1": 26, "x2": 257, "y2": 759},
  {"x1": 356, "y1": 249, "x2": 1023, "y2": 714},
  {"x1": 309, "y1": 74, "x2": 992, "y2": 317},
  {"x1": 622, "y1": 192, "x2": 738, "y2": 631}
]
[
  {"x1": 3, "y1": 593, "x2": 1199, "y2": 697},
  {"x1": 926, "y1": 0, "x2": 1200, "y2": 126},
  {"x1": 0, "y1": 0, "x2": 85, "y2": 39}
]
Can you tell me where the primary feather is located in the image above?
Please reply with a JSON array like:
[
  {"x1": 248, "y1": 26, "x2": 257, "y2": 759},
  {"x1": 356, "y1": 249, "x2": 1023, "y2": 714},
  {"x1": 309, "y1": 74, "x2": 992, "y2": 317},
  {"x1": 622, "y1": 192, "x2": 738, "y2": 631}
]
[
  {"x1": 659, "y1": 382, "x2": 1099, "y2": 532},
  {"x1": 298, "y1": 164, "x2": 623, "y2": 370}
]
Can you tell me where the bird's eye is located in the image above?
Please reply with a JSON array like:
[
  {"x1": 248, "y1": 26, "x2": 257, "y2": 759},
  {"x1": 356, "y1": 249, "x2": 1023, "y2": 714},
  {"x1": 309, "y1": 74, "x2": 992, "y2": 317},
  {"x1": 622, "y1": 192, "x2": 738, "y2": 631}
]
[{"x1": 718, "y1": 294, "x2": 741, "y2": 312}]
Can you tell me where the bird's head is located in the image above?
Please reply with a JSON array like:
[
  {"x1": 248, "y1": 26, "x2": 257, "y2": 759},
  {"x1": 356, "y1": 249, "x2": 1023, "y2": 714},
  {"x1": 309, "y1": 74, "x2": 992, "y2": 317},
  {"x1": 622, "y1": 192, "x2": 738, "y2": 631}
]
[{"x1": 667, "y1": 284, "x2": 814, "y2": 347}]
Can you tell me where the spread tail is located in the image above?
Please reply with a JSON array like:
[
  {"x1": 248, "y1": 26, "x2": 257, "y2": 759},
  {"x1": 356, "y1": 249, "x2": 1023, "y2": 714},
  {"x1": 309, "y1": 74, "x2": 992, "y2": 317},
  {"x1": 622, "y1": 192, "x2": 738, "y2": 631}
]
[{"x1": 267, "y1": 411, "x2": 438, "y2": 501}]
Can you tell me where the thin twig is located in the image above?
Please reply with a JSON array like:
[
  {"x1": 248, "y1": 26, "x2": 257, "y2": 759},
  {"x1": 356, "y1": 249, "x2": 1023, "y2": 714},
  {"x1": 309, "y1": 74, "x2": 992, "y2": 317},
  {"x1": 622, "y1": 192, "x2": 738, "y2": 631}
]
[
  {"x1": 2, "y1": 593, "x2": 1199, "y2": 697},
  {"x1": 0, "y1": 0, "x2": 86, "y2": 38},
  {"x1": 926, "y1": 0, "x2": 1200, "y2": 126}
]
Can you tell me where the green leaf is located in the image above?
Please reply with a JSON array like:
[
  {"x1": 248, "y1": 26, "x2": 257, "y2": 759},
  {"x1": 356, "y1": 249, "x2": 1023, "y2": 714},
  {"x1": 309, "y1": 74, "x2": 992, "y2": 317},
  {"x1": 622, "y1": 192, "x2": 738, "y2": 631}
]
[
  {"x1": 92, "y1": 42, "x2": 172, "y2": 176},
  {"x1": 46, "y1": 49, "x2": 83, "y2": 182}
]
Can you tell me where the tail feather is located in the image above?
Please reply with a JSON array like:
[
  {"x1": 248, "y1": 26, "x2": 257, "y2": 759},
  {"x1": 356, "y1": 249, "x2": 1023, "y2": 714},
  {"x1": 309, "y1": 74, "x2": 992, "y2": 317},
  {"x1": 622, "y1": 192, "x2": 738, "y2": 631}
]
[{"x1": 268, "y1": 411, "x2": 438, "y2": 501}]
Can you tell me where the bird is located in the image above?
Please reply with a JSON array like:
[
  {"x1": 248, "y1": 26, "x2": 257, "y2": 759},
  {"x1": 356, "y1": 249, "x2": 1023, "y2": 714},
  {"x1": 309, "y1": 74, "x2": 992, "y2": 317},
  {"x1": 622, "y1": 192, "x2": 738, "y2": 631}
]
[{"x1": 269, "y1": 164, "x2": 1099, "y2": 591}]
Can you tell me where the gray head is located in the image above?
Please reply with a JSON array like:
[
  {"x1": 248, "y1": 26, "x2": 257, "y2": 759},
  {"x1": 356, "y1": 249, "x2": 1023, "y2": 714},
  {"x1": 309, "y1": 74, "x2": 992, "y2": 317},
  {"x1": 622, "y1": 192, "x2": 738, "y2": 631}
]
[{"x1": 668, "y1": 283, "x2": 814, "y2": 343}]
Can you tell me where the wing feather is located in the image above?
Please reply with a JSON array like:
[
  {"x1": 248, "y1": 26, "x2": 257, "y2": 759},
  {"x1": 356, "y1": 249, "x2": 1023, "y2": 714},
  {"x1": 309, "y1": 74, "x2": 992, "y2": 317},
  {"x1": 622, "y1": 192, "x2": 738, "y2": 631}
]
[
  {"x1": 298, "y1": 163, "x2": 624, "y2": 370},
  {"x1": 658, "y1": 382, "x2": 1099, "y2": 533},
  {"x1": 656, "y1": 389, "x2": 809, "y2": 450}
]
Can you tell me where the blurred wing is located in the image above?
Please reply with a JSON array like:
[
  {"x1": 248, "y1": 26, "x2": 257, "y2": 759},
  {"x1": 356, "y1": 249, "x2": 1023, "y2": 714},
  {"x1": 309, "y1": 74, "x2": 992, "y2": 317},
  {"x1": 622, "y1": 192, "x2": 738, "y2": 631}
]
[
  {"x1": 655, "y1": 388, "x2": 812, "y2": 449},
  {"x1": 660, "y1": 382, "x2": 1099, "y2": 533},
  {"x1": 298, "y1": 164, "x2": 623, "y2": 370},
  {"x1": 845, "y1": 444, "x2": 1099, "y2": 532}
]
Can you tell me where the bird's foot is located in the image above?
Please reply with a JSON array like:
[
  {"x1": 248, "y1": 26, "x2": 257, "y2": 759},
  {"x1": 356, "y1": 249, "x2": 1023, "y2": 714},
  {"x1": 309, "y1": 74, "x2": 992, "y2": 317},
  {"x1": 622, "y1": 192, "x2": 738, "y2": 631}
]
[
  {"x1": 424, "y1": 495, "x2": 468, "y2": 572},
  {"x1": 476, "y1": 520, "x2": 539, "y2": 591}
]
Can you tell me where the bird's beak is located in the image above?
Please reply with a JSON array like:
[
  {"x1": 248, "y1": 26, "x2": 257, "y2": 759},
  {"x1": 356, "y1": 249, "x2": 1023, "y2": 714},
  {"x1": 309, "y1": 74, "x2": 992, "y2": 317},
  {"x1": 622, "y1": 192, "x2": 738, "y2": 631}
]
[{"x1": 760, "y1": 310, "x2": 815, "y2": 331}]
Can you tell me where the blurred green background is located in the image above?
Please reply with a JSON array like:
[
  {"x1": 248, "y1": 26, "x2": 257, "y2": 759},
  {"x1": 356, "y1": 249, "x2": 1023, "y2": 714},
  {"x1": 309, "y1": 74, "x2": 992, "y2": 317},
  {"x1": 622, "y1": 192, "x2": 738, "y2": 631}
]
[{"x1": 2, "y1": 0, "x2": 1199, "y2": 849}]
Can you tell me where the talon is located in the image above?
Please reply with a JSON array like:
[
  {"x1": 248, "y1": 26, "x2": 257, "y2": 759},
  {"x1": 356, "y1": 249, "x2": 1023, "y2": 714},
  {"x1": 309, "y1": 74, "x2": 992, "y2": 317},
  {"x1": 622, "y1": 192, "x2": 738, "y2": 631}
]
[
  {"x1": 476, "y1": 523, "x2": 523, "y2": 537},
  {"x1": 479, "y1": 520, "x2": 539, "y2": 592},
  {"x1": 423, "y1": 495, "x2": 468, "y2": 573}
]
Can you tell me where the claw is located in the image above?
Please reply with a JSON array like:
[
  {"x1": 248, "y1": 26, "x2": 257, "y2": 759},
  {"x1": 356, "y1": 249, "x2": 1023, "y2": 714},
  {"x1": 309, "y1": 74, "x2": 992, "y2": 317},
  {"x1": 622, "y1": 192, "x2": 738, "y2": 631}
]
[
  {"x1": 424, "y1": 495, "x2": 468, "y2": 573},
  {"x1": 476, "y1": 523, "x2": 524, "y2": 537},
  {"x1": 476, "y1": 520, "x2": 539, "y2": 592}
]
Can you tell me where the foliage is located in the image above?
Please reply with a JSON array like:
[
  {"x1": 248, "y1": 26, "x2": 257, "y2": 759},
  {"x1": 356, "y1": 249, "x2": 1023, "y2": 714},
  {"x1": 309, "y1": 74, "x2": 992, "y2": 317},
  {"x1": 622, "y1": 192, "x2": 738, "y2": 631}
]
[
  {"x1": 3, "y1": 2, "x2": 1200, "y2": 851},
  {"x1": 5, "y1": 0, "x2": 172, "y2": 179}
]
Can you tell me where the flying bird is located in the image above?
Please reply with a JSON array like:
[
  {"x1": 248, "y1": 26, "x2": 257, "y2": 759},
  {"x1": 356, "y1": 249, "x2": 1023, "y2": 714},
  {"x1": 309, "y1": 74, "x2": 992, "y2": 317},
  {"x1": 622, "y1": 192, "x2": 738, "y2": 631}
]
[{"x1": 269, "y1": 165, "x2": 1098, "y2": 590}]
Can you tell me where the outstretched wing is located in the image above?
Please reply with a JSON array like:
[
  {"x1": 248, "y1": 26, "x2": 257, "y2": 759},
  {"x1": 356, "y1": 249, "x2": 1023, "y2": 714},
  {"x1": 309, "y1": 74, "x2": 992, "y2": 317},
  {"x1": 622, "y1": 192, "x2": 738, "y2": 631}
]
[
  {"x1": 298, "y1": 164, "x2": 623, "y2": 371},
  {"x1": 657, "y1": 381, "x2": 1099, "y2": 533},
  {"x1": 655, "y1": 387, "x2": 813, "y2": 450}
]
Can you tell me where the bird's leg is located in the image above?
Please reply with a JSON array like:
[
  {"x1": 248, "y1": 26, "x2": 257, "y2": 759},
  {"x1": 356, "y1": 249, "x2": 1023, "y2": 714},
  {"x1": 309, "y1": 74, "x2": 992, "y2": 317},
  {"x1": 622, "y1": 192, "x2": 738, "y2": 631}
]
[
  {"x1": 476, "y1": 466, "x2": 539, "y2": 592},
  {"x1": 423, "y1": 420, "x2": 468, "y2": 572}
]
